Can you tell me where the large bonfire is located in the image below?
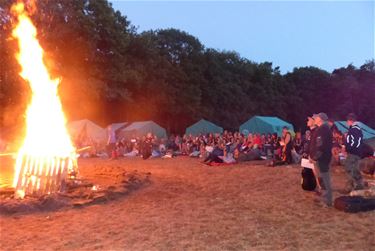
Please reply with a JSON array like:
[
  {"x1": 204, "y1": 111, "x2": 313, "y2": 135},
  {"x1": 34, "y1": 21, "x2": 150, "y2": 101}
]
[{"x1": 11, "y1": 2, "x2": 77, "y2": 199}]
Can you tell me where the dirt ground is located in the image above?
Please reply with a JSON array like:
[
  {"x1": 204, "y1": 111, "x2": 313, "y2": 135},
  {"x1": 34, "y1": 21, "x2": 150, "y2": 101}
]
[{"x1": 0, "y1": 157, "x2": 374, "y2": 251}]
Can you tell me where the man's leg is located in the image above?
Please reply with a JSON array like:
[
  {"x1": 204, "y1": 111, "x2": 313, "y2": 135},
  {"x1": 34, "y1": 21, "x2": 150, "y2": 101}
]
[
  {"x1": 344, "y1": 154, "x2": 364, "y2": 191},
  {"x1": 351, "y1": 155, "x2": 364, "y2": 190},
  {"x1": 319, "y1": 171, "x2": 332, "y2": 206},
  {"x1": 343, "y1": 154, "x2": 356, "y2": 191},
  {"x1": 312, "y1": 163, "x2": 322, "y2": 191}
]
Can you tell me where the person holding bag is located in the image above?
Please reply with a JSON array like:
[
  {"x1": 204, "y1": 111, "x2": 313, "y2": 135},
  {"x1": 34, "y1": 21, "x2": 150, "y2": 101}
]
[{"x1": 310, "y1": 113, "x2": 333, "y2": 207}]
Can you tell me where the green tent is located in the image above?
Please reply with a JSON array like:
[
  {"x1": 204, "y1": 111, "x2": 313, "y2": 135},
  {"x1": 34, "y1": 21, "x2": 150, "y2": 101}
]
[
  {"x1": 239, "y1": 116, "x2": 294, "y2": 136},
  {"x1": 185, "y1": 119, "x2": 223, "y2": 136},
  {"x1": 334, "y1": 121, "x2": 375, "y2": 140},
  {"x1": 67, "y1": 119, "x2": 106, "y2": 145},
  {"x1": 116, "y1": 121, "x2": 167, "y2": 139},
  {"x1": 108, "y1": 122, "x2": 128, "y2": 132}
]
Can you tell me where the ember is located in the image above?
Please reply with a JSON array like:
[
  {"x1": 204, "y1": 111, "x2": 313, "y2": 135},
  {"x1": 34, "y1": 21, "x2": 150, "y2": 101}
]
[{"x1": 11, "y1": 2, "x2": 77, "y2": 199}]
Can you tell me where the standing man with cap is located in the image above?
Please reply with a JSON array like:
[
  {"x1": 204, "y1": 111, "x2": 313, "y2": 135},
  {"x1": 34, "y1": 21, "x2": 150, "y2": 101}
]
[
  {"x1": 310, "y1": 113, "x2": 333, "y2": 206},
  {"x1": 343, "y1": 113, "x2": 365, "y2": 193},
  {"x1": 306, "y1": 116, "x2": 322, "y2": 191}
]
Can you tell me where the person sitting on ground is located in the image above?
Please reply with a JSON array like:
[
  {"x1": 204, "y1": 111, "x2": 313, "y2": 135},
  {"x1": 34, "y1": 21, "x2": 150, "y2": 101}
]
[
  {"x1": 150, "y1": 136, "x2": 162, "y2": 158},
  {"x1": 261, "y1": 133, "x2": 266, "y2": 145},
  {"x1": 199, "y1": 140, "x2": 207, "y2": 158},
  {"x1": 202, "y1": 141, "x2": 224, "y2": 165},
  {"x1": 166, "y1": 135, "x2": 179, "y2": 153},
  {"x1": 293, "y1": 131, "x2": 303, "y2": 155},
  {"x1": 270, "y1": 127, "x2": 292, "y2": 166},
  {"x1": 175, "y1": 135, "x2": 182, "y2": 153},
  {"x1": 218, "y1": 143, "x2": 236, "y2": 164},
  {"x1": 188, "y1": 137, "x2": 201, "y2": 157},
  {"x1": 123, "y1": 143, "x2": 139, "y2": 157},
  {"x1": 236, "y1": 147, "x2": 262, "y2": 162},
  {"x1": 253, "y1": 133, "x2": 263, "y2": 151},
  {"x1": 240, "y1": 133, "x2": 254, "y2": 153},
  {"x1": 141, "y1": 133, "x2": 153, "y2": 160},
  {"x1": 115, "y1": 138, "x2": 125, "y2": 157},
  {"x1": 246, "y1": 133, "x2": 254, "y2": 150},
  {"x1": 263, "y1": 133, "x2": 273, "y2": 159},
  {"x1": 159, "y1": 138, "x2": 167, "y2": 156},
  {"x1": 181, "y1": 134, "x2": 189, "y2": 155},
  {"x1": 271, "y1": 133, "x2": 280, "y2": 158}
]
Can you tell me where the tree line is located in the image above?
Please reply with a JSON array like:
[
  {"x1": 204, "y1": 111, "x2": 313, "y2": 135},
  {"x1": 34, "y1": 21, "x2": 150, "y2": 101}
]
[{"x1": 1, "y1": 0, "x2": 374, "y2": 141}]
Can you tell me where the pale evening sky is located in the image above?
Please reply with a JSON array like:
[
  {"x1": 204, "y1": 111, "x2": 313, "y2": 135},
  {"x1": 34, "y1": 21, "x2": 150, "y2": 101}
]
[{"x1": 111, "y1": 0, "x2": 375, "y2": 73}]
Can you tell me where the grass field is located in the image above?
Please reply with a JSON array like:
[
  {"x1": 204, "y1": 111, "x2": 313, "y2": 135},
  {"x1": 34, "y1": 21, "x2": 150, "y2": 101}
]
[{"x1": 0, "y1": 157, "x2": 374, "y2": 250}]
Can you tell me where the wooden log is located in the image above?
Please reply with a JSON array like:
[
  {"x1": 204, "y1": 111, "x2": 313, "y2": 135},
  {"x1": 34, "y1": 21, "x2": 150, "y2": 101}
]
[
  {"x1": 44, "y1": 157, "x2": 53, "y2": 195},
  {"x1": 47, "y1": 157, "x2": 55, "y2": 194},
  {"x1": 58, "y1": 158, "x2": 67, "y2": 192},
  {"x1": 14, "y1": 155, "x2": 26, "y2": 198},
  {"x1": 53, "y1": 158, "x2": 60, "y2": 192},
  {"x1": 26, "y1": 156, "x2": 37, "y2": 195},
  {"x1": 13, "y1": 154, "x2": 76, "y2": 197}
]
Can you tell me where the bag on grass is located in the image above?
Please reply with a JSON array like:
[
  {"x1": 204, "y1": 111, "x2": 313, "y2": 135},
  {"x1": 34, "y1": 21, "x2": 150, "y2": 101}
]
[
  {"x1": 360, "y1": 143, "x2": 374, "y2": 159},
  {"x1": 301, "y1": 167, "x2": 316, "y2": 191},
  {"x1": 334, "y1": 196, "x2": 375, "y2": 213}
]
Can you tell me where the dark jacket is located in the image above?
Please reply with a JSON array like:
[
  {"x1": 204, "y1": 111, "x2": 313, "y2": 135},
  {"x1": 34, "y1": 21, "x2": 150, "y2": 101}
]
[
  {"x1": 212, "y1": 146, "x2": 224, "y2": 157},
  {"x1": 344, "y1": 122, "x2": 363, "y2": 156},
  {"x1": 311, "y1": 123, "x2": 332, "y2": 164},
  {"x1": 308, "y1": 127, "x2": 318, "y2": 158}
]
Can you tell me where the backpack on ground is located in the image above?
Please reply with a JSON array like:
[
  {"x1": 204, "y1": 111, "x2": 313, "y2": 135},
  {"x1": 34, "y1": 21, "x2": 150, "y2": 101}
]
[
  {"x1": 334, "y1": 196, "x2": 375, "y2": 213},
  {"x1": 301, "y1": 167, "x2": 317, "y2": 191},
  {"x1": 360, "y1": 143, "x2": 374, "y2": 159}
]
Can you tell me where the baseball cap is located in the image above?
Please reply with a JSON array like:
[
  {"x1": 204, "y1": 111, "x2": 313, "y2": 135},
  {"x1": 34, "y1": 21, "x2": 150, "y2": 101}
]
[{"x1": 317, "y1": 112, "x2": 329, "y2": 121}]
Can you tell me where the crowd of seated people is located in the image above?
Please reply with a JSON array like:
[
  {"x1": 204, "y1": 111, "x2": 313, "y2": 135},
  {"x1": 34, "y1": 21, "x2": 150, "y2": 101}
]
[
  {"x1": 100, "y1": 118, "x2": 362, "y2": 169},
  {"x1": 106, "y1": 129, "x2": 302, "y2": 166}
]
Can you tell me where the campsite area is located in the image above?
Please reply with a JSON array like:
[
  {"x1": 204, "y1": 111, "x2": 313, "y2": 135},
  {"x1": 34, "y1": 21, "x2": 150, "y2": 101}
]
[{"x1": 1, "y1": 157, "x2": 374, "y2": 251}]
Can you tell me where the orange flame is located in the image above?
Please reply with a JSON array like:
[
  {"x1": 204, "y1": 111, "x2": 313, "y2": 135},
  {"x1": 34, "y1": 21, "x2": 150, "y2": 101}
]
[{"x1": 11, "y1": 2, "x2": 76, "y2": 198}]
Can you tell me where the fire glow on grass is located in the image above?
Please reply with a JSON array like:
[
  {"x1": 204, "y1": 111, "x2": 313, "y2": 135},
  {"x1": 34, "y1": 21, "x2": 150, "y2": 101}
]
[{"x1": 11, "y1": 2, "x2": 77, "y2": 198}]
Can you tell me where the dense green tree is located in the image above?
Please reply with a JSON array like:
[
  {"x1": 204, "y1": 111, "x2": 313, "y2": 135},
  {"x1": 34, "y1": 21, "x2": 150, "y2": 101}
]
[
  {"x1": 284, "y1": 67, "x2": 331, "y2": 130},
  {"x1": 1, "y1": 0, "x2": 374, "y2": 139}
]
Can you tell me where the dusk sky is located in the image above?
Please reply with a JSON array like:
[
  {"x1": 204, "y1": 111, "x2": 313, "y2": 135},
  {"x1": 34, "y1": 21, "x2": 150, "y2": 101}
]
[{"x1": 111, "y1": 0, "x2": 374, "y2": 73}]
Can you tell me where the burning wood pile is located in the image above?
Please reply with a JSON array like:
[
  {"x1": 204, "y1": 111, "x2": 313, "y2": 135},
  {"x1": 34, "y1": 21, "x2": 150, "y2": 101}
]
[
  {"x1": 10, "y1": 2, "x2": 77, "y2": 199},
  {"x1": 0, "y1": 2, "x2": 152, "y2": 215},
  {"x1": 0, "y1": 170, "x2": 151, "y2": 215}
]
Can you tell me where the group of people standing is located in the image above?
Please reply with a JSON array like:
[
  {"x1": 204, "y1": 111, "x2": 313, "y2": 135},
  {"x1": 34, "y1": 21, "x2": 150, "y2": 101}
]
[{"x1": 305, "y1": 112, "x2": 366, "y2": 207}]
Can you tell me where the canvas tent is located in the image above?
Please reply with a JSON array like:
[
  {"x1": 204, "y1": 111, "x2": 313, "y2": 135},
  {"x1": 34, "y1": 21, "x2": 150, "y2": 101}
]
[
  {"x1": 116, "y1": 121, "x2": 167, "y2": 139},
  {"x1": 239, "y1": 116, "x2": 294, "y2": 136},
  {"x1": 107, "y1": 122, "x2": 128, "y2": 132},
  {"x1": 334, "y1": 121, "x2": 375, "y2": 140},
  {"x1": 67, "y1": 119, "x2": 106, "y2": 146},
  {"x1": 185, "y1": 119, "x2": 223, "y2": 136}
]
